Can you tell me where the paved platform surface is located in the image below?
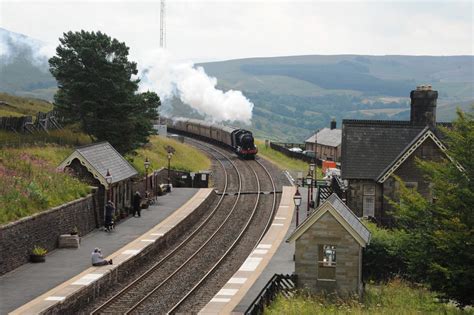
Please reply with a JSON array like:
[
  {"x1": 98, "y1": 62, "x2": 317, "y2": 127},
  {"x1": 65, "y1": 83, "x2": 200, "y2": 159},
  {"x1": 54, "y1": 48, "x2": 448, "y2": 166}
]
[
  {"x1": 0, "y1": 188, "x2": 199, "y2": 315},
  {"x1": 231, "y1": 187, "x2": 311, "y2": 314}
]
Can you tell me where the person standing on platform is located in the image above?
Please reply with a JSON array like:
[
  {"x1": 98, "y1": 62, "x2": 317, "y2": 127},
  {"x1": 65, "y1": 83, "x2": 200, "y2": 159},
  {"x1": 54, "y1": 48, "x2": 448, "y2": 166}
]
[
  {"x1": 104, "y1": 200, "x2": 115, "y2": 231},
  {"x1": 133, "y1": 191, "x2": 142, "y2": 217}
]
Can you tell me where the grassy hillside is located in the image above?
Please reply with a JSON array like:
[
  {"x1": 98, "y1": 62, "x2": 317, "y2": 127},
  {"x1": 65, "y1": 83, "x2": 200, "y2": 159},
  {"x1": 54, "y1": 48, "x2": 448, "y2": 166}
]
[
  {"x1": 129, "y1": 135, "x2": 211, "y2": 175},
  {"x1": 0, "y1": 92, "x2": 53, "y2": 116},
  {"x1": 189, "y1": 55, "x2": 474, "y2": 142},
  {"x1": 265, "y1": 279, "x2": 471, "y2": 315}
]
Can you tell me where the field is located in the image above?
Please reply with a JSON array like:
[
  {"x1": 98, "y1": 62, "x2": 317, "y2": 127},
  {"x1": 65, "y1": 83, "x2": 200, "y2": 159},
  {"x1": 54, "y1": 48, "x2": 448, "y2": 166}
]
[
  {"x1": 129, "y1": 135, "x2": 211, "y2": 175},
  {"x1": 0, "y1": 92, "x2": 53, "y2": 116},
  {"x1": 0, "y1": 145, "x2": 91, "y2": 224},
  {"x1": 255, "y1": 139, "x2": 323, "y2": 178},
  {"x1": 265, "y1": 279, "x2": 472, "y2": 315}
]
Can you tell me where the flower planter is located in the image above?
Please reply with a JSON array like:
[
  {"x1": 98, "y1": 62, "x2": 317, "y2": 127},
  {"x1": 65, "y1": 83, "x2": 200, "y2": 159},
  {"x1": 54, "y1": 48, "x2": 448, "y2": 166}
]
[{"x1": 30, "y1": 254, "x2": 46, "y2": 263}]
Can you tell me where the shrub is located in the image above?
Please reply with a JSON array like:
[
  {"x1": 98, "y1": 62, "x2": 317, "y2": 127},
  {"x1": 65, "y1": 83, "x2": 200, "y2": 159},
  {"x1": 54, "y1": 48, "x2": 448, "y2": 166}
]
[{"x1": 31, "y1": 245, "x2": 47, "y2": 256}]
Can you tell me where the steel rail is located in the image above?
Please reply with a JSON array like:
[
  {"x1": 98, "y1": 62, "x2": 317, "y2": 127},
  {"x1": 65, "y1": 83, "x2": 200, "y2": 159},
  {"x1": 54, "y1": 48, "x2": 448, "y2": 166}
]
[
  {"x1": 90, "y1": 144, "x2": 235, "y2": 315},
  {"x1": 253, "y1": 158, "x2": 278, "y2": 245},
  {"x1": 166, "y1": 150, "x2": 263, "y2": 314},
  {"x1": 124, "y1": 141, "x2": 247, "y2": 314}
]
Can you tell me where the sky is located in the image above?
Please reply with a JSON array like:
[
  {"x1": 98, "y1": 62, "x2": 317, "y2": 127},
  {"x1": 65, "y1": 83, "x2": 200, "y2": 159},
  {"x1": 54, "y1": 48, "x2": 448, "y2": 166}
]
[{"x1": 0, "y1": 0, "x2": 473, "y2": 63}]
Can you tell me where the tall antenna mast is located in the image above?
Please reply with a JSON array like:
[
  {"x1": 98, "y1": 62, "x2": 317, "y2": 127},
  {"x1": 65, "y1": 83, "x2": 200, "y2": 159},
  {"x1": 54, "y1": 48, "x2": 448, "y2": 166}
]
[{"x1": 160, "y1": 0, "x2": 166, "y2": 48}]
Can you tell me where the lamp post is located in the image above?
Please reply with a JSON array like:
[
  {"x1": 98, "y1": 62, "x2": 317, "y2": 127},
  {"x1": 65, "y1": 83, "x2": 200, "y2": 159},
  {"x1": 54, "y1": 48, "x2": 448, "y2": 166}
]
[
  {"x1": 105, "y1": 169, "x2": 113, "y2": 202},
  {"x1": 167, "y1": 151, "x2": 173, "y2": 188},
  {"x1": 144, "y1": 157, "x2": 150, "y2": 193},
  {"x1": 293, "y1": 186, "x2": 302, "y2": 227},
  {"x1": 306, "y1": 172, "x2": 312, "y2": 216},
  {"x1": 309, "y1": 162, "x2": 315, "y2": 208}
]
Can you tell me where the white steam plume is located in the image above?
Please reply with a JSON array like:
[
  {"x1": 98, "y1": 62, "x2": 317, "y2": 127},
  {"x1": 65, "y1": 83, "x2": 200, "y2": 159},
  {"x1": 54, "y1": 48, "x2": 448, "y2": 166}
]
[{"x1": 139, "y1": 49, "x2": 253, "y2": 124}]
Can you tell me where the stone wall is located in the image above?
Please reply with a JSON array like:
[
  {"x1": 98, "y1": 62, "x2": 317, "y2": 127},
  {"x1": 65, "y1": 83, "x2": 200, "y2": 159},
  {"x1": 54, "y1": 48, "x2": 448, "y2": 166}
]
[
  {"x1": 346, "y1": 179, "x2": 383, "y2": 218},
  {"x1": 295, "y1": 211, "x2": 362, "y2": 295},
  {"x1": 0, "y1": 192, "x2": 100, "y2": 276}
]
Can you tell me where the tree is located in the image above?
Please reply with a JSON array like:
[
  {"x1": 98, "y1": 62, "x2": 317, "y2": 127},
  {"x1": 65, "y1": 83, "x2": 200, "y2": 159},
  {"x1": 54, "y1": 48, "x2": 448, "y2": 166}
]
[
  {"x1": 49, "y1": 30, "x2": 159, "y2": 153},
  {"x1": 392, "y1": 108, "x2": 474, "y2": 306}
]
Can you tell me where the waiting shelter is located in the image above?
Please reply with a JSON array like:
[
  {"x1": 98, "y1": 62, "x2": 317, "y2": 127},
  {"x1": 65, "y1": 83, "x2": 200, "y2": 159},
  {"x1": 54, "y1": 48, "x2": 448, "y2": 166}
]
[
  {"x1": 287, "y1": 193, "x2": 371, "y2": 296},
  {"x1": 58, "y1": 142, "x2": 138, "y2": 220}
]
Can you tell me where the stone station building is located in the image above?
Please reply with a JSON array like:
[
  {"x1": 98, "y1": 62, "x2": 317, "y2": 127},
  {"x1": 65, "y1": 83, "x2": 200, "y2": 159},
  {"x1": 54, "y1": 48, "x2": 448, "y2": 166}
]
[
  {"x1": 287, "y1": 194, "x2": 371, "y2": 296},
  {"x1": 341, "y1": 86, "x2": 461, "y2": 223},
  {"x1": 59, "y1": 141, "x2": 138, "y2": 220}
]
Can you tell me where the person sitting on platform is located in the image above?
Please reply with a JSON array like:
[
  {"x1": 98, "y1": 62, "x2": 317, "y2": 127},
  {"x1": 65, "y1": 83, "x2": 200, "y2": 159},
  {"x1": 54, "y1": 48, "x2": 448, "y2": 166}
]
[{"x1": 91, "y1": 248, "x2": 112, "y2": 266}]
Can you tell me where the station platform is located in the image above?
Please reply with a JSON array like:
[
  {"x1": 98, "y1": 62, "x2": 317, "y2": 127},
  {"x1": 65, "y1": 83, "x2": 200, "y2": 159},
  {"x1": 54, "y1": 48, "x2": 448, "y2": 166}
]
[
  {"x1": 199, "y1": 186, "x2": 313, "y2": 315},
  {"x1": 0, "y1": 188, "x2": 205, "y2": 315}
]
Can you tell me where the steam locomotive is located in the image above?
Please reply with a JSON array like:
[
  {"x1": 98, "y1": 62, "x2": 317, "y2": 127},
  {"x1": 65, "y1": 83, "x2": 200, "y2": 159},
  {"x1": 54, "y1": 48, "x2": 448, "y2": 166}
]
[{"x1": 164, "y1": 118, "x2": 258, "y2": 159}]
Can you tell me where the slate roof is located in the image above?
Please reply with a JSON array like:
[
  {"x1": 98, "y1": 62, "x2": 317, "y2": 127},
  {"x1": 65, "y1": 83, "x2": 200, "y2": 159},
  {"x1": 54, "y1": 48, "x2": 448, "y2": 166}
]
[
  {"x1": 59, "y1": 141, "x2": 138, "y2": 187},
  {"x1": 341, "y1": 120, "x2": 428, "y2": 180},
  {"x1": 305, "y1": 128, "x2": 342, "y2": 148},
  {"x1": 287, "y1": 193, "x2": 371, "y2": 246}
]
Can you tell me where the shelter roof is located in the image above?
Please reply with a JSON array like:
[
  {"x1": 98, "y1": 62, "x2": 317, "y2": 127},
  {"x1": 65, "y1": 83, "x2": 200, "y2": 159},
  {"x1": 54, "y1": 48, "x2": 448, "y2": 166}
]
[
  {"x1": 58, "y1": 141, "x2": 138, "y2": 188},
  {"x1": 287, "y1": 194, "x2": 371, "y2": 247},
  {"x1": 305, "y1": 128, "x2": 341, "y2": 147}
]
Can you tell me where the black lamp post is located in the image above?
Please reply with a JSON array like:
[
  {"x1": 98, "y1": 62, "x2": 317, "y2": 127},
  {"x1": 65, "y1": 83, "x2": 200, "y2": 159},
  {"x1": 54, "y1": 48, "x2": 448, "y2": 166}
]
[
  {"x1": 167, "y1": 151, "x2": 173, "y2": 188},
  {"x1": 144, "y1": 157, "x2": 150, "y2": 193},
  {"x1": 306, "y1": 172, "x2": 312, "y2": 216},
  {"x1": 293, "y1": 186, "x2": 302, "y2": 227},
  {"x1": 309, "y1": 162, "x2": 315, "y2": 208},
  {"x1": 105, "y1": 169, "x2": 113, "y2": 202}
]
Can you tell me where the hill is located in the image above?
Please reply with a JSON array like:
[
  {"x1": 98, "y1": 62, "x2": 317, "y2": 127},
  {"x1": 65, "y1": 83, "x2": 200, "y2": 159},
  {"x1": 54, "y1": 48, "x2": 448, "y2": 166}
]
[
  {"x1": 0, "y1": 92, "x2": 53, "y2": 116},
  {"x1": 0, "y1": 28, "x2": 57, "y2": 101},
  {"x1": 189, "y1": 55, "x2": 473, "y2": 141}
]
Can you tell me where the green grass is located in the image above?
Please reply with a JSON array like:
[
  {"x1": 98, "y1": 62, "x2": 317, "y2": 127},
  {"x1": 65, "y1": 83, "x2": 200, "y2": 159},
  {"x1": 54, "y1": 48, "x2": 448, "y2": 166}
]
[
  {"x1": 256, "y1": 139, "x2": 323, "y2": 177},
  {"x1": 0, "y1": 129, "x2": 92, "y2": 147},
  {"x1": 0, "y1": 92, "x2": 53, "y2": 116},
  {"x1": 0, "y1": 145, "x2": 91, "y2": 225},
  {"x1": 265, "y1": 279, "x2": 471, "y2": 315},
  {"x1": 128, "y1": 135, "x2": 211, "y2": 175}
]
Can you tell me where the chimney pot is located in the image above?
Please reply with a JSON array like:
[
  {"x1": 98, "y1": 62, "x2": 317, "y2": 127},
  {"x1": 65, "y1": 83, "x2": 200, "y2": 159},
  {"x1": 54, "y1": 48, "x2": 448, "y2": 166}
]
[{"x1": 330, "y1": 119, "x2": 337, "y2": 130}]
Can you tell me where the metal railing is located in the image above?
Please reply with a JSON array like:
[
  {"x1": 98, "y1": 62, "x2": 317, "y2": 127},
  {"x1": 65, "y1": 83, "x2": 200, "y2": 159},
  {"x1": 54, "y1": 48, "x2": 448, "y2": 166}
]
[{"x1": 246, "y1": 274, "x2": 297, "y2": 315}]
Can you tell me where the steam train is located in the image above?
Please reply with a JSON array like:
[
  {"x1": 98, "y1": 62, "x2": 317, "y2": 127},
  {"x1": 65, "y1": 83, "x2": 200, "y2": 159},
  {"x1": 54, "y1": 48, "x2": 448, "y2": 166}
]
[{"x1": 164, "y1": 118, "x2": 258, "y2": 159}]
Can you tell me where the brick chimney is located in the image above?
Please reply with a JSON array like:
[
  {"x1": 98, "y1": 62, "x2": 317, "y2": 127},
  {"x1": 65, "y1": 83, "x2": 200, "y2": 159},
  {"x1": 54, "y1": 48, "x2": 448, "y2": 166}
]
[
  {"x1": 410, "y1": 85, "x2": 437, "y2": 127},
  {"x1": 330, "y1": 119, "x2": 337, "y2": 130}
]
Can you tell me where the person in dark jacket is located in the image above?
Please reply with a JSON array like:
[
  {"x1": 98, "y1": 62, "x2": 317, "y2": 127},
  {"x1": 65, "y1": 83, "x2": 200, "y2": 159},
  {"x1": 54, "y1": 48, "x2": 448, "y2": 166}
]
[
  {"x1": 133, "y1": 191, "x2": 142, "y2": 217},
  {"x1": 104, "y1": 200, "x2": 115, "y2": 231}
]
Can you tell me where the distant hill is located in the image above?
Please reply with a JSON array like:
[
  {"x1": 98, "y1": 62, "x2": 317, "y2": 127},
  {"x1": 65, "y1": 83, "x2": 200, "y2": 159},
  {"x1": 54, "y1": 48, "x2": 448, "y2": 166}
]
[
  {"x1": 0, "y1": 92, "x2": 53, "y2": 117},
  {"x1": 0, "y1": 28, "x2": 57, "y2": 101},
  {"x1": 188, "y1": 55, "x2": 473, "y2": 141}
]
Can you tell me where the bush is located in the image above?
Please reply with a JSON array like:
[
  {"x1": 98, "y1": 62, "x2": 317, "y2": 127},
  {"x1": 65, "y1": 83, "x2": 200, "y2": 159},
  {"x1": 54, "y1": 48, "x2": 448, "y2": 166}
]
[
  {"x1": 363, "y1": 222, "x2": 407, "y2": 282},
  {"x1": 31, "y1": 245, "x2": 47, "y2": 256}
]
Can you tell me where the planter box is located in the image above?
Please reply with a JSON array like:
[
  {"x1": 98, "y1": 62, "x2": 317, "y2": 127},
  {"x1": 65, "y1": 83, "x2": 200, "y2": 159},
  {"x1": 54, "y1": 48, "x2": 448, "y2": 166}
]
[
  {"x1": 30, "y1": 254, "x2": 45, "y2": 263},
  {"x1": 58, "y1": 234, "x2": 80, "y2": 248}
]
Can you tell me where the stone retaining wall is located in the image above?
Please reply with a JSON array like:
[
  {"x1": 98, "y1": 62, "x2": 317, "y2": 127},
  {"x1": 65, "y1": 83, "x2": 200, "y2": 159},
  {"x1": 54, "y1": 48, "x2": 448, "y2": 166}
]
[
  {"x1": 40, "y1": 191, "x2": 217, "y2": 314},
  {"x1": 0, "y1": 192, "x2": 100, "y2": 276}
]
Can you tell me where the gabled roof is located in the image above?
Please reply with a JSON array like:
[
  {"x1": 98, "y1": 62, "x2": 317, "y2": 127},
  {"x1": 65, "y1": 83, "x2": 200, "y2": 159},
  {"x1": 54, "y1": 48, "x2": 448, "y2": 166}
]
[
  {"x1": 305, "y1": 128, "x2": 342, "y2": 147},
  {"x1": 287, "y1": 194, "x2": 371, "y2": 247},
  {"x1": 59, "y1": 142, "x2": 138, "y2": 188},
  {"x1": 341, "y1": 120, "x2": 426, "y2": 180}
]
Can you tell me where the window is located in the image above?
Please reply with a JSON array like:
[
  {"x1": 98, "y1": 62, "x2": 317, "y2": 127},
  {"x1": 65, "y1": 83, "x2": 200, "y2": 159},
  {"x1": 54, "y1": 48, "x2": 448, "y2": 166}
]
[
  {"x1": 363, "y1": 184, "x2": 375, "y2": 217},
  {"x1": 318, "y1": 245, "x2": 336, "y2": 280}
]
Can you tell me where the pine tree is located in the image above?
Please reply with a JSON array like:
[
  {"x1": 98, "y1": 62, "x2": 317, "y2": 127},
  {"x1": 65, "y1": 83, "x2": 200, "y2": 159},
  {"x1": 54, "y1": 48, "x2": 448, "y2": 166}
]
[{"x1": 49, "y1": 30, "x2": 159, "y2": 153}]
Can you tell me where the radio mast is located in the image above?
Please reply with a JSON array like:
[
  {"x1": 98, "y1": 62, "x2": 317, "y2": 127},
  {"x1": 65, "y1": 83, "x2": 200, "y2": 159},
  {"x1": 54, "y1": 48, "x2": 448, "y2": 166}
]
[{"x1": 160, "y1": 0, "x2": 166, "y2": 48}]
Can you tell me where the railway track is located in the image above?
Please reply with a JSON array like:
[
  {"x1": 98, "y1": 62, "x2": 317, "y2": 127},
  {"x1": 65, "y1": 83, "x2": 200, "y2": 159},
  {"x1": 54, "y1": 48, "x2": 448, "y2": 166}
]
[{"x1": 90, "y1": 139, "x2": 277, "y2": 314}]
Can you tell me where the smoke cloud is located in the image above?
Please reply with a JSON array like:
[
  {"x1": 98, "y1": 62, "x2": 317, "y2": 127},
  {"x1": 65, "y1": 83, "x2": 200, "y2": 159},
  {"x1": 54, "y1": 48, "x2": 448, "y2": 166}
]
[{"x1": 138, "y1": 49, "x2": 253, "y2": 124}]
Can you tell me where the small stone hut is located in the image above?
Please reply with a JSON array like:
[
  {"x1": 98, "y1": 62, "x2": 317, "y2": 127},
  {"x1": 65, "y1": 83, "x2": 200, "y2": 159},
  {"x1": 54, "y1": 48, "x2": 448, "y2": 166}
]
[
  {"x1": 59, "y1": 142, "x2": 138, "y2": 217},
  {"x1": 287, "y1": 193, "x2": 371, "y2": 296}
]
